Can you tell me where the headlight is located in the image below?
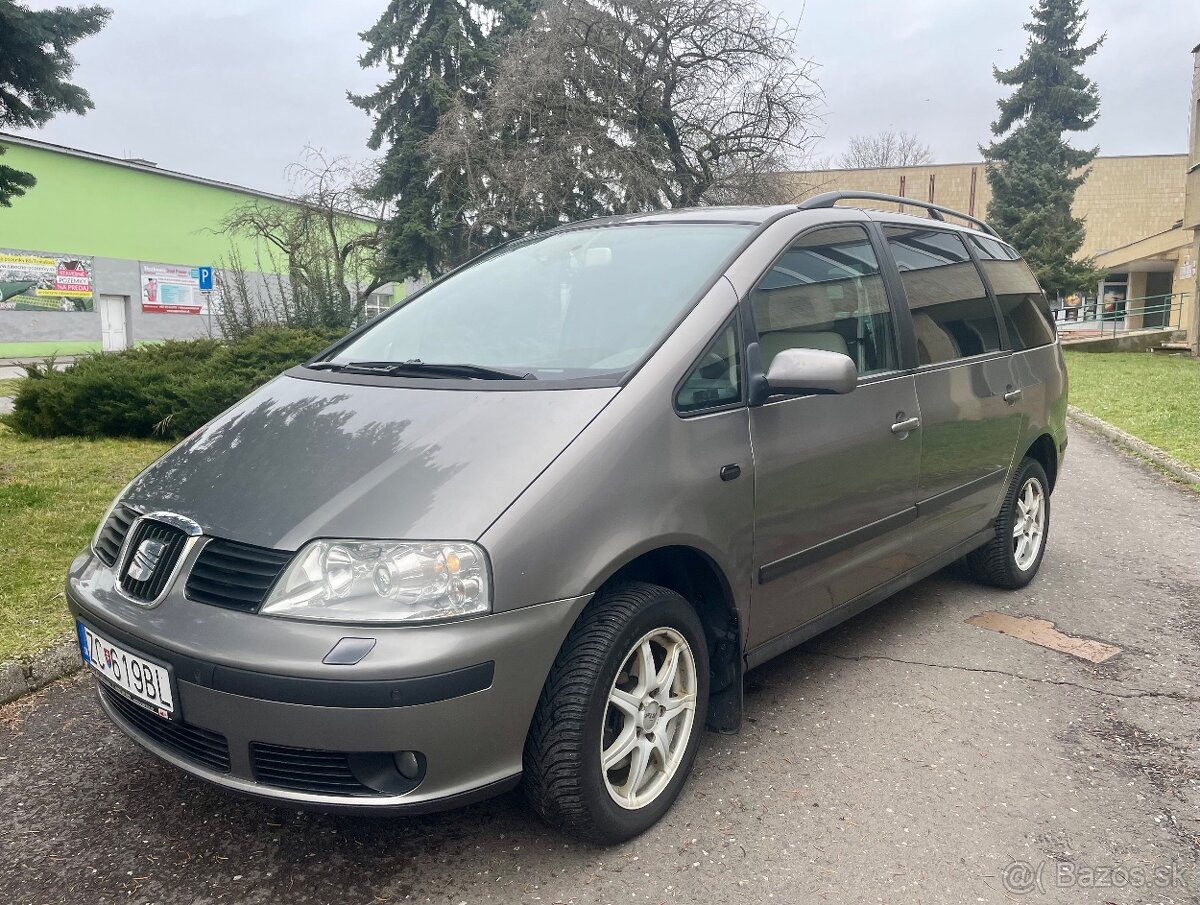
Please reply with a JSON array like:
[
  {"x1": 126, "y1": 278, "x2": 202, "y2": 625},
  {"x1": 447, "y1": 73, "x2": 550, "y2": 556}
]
[{"x1": 260, "y1": 540, "x2": 491, "y2": 624}]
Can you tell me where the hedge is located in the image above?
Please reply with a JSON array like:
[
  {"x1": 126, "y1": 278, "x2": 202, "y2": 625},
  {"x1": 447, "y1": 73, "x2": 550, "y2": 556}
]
[{"x1": 5, "y1": 328, "x2": 344, "y2": 440}]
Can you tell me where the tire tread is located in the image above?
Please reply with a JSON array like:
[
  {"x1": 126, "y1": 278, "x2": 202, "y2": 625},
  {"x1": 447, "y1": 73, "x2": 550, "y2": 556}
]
[
  {"x1": 523, "y1": 581, "x2": 702, "y2": 843},
  {"x1": 966, "y1": 457, "x2": 1049, "y2": 589}
]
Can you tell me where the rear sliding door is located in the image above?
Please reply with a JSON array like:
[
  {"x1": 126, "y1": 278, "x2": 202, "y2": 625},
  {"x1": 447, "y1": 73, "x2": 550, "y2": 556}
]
[{"x1": 880, "y1": 225, "x2": 1022, "y2": 562}]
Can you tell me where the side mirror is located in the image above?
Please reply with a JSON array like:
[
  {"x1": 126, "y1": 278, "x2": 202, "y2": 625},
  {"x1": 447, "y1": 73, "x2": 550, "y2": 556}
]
[{"x1": 765, "y1": 347, "x2": 857, "y2": 396}]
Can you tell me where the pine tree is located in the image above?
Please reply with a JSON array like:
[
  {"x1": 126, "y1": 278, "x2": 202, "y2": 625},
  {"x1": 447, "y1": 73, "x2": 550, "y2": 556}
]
[
  {"x1": 0, "y1": 1, "x2": 110, "y2": 207},
  {"x1": 982, "y1": 0, "x2": 1104, "y2": 298},
  {"x1": 351, "y1": 0, "x2": 530, "y2": 279}
]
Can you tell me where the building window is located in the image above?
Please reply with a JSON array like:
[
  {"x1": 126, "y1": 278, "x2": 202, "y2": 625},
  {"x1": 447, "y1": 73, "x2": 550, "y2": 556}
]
[{"x1": 364, "y1": 291, "x2": 394, "y2": 319}]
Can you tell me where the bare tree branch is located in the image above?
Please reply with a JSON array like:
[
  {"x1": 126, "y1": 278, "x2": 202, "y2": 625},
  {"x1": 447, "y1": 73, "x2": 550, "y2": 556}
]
[
  {"x1": 835, "y1": 130, "x2": 934, "y2": 169},
  {"x1": 426, "y1": 0, "x2": 821, "y2": 242},
  {"x1": 215, "y1": 148, "x2": 397, "y2": 335}
]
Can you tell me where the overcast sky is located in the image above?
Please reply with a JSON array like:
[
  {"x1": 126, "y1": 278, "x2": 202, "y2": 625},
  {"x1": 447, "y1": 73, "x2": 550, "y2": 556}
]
[{"x1": 14, "y1": 0, "x2": 1199, "y2": 194}]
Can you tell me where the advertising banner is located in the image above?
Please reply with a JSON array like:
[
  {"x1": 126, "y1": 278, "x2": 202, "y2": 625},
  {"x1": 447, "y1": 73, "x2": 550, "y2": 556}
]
[
  {"x1": 141, "y1": 262, "x2": 213, "y2": 315},
  {"x1": 0, "y1": 249, "x2": 95, "y2": 312}
]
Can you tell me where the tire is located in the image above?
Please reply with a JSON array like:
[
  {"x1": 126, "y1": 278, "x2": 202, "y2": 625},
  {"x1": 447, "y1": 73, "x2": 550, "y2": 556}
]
[
  {"x1": 966, "y1": 457, "x2": 1050, "y2": 589},
  {"x1": 523, "y1": 581, "x2": 710, "y2": 845}
]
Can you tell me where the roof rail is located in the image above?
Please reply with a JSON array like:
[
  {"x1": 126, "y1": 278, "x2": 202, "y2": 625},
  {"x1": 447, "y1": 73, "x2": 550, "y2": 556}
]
[{"x1": 798, "y1": 191, "x2": 999, "y2": 237}]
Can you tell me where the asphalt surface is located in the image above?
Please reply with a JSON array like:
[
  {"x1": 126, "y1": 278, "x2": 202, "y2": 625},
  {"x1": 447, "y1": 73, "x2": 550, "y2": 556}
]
[
  {"x1": 2, "y1": 424, "x2": 1198, "y2": 905},
  {"x1": 1, "y1": 364, "x2": 25, "y2": 414}
]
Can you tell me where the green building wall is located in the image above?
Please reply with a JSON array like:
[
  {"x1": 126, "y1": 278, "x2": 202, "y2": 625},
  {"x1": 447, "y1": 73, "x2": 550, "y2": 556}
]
[
  {"x1": 0, "y1": 139, "x2": 396, "y2": 358},
  {"x1": 0, "y1": 141, "x2": 295, "y2": 268}
]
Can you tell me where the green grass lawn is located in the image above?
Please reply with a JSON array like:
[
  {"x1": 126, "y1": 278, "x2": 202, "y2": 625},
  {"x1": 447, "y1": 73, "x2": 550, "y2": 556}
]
[
  {"x1": 0, "y1": 425, "x2": 170, "y2": 661},
  {"x1": 0, "y1": 340, "x2": 102, "y2": 359},
  {"x1": 1064, "y1": 351, "x2": 1200, "y2": 471}
]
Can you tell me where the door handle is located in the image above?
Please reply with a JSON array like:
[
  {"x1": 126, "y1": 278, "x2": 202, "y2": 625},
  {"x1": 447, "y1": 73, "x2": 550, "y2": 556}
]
[
  {"x1": 1003, "y1": 386, "x2": 1023, "y2": 405},
  {"x1": 891, "y1": 416, "x2": 921, "y2": 435}
]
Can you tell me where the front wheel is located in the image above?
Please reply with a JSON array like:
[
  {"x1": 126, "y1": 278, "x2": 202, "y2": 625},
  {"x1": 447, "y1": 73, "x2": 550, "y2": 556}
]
[
  {"x1": 523, "y1": 582, "x2": 710, "y2": 844},
  {"x1": 966, "y1": 457, "x2": 1050, "y2": 589}
]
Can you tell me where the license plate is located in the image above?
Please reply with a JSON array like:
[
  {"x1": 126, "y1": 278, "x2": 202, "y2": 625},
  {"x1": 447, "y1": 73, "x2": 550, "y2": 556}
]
[{"x1": 78, "y1": 622, "x2": 175, "y2": 719}]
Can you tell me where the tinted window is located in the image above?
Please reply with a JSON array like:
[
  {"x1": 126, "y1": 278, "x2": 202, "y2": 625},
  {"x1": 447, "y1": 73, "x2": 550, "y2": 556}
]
[
  {"x1": 333, "y1": 224, "x2": 752, "y2": 379},
  {"x1": 967, "y1": 235, "x2": 1056, "y2": 350},
  {"x1": 676, "y1": 320, "x2": 741, "y2": 413},
  {"x1": 884, "y1": 226, "x2": 1002, "y2": 365},
  {"x1": 750, "y1": 225, "x2": 898, "y2": 376}
]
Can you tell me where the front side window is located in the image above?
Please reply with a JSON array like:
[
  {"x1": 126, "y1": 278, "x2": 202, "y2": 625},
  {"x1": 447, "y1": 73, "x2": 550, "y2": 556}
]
[
  {"x1": 329, "y1": 224, "x2": 752, "y2": 380},
  {"x1": 749, "y1": 225, "x2": 898, "y2": 376},
  {"x1": 967, "y1": 235, "x2": 1056, "y2": 351},
  {"x1": 884, "y1": 226, "x2": 1002, "y2": 365},
  {"x1": 676, "y1": 319, "x2": 742, "y2": 414}
]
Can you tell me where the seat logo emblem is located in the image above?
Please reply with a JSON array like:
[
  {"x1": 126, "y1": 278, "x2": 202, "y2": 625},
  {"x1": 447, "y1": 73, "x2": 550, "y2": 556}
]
[{"x1": 127, "y1": 539, "x2": 166, "y2": 582}]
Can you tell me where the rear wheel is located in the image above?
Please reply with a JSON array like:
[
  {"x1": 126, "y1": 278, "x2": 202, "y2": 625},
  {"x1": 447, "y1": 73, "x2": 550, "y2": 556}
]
[
  {"x1": 523, "y1": 582, "x2": 709, "y2": 844},
  {"x1": 966, "y1": 457, "x2": 1050, "y2": 589}
]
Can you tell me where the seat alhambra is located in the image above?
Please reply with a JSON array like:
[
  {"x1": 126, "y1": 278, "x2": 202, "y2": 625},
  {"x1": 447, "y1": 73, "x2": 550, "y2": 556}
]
[{"x1": 69, "y1": 194, "x2": 1067, "y2": 844}]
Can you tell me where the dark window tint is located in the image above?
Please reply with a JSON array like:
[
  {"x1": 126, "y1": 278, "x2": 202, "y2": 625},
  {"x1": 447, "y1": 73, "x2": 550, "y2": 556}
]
[
  {"x1": 750, "y1": 225, "x2": 898, "y2": 376},
  {"x1": 967, "y1": 235, "x2": 1056, "y2": 350},
  {"x1": 676, "y1": 320, "x2": 742, "y2": 413},
  {"x1": 884, "y1": 226, "x2": 1001, "y2": 365}
]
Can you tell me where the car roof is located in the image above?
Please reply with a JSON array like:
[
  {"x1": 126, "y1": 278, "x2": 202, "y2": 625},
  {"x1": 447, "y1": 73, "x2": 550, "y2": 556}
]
[
  {"x1": 577, "y1": 205, "x2": 799, "y2": 226},
  {"x1": 859, "y1": 207, "x2": 991, "y2": 237},
  {"x1": 569, "y1": 204, "x2": 1005, "y2": 243}
]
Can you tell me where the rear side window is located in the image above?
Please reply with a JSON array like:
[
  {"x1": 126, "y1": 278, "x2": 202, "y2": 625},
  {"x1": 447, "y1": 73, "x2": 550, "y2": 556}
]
[
  {"x1": 967, "y1": 235, "x2": 1056, "y2": 350},
  {"x1": 749, "y1": 225, "x2": 899, "y2": 376},
  {"x1": 884, "y1": 226, "x2": 1002, "y2": 365}
]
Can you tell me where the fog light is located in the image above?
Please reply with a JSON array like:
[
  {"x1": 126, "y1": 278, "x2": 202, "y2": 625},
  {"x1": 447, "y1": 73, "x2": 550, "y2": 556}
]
[{"x1": 394, "y1": 750, "x2": 421, "y2": 780}]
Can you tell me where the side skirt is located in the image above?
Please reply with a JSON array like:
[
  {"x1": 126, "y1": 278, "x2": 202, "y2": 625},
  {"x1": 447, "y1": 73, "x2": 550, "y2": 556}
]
[{"x1": 744, "y1": 524, "x2": 995, "y2": 671}]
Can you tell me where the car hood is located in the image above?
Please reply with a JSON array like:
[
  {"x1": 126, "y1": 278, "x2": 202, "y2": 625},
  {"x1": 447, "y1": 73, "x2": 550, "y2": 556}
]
[{"x1": 122, "y1": 374, "x2": 618, "y2": 550}]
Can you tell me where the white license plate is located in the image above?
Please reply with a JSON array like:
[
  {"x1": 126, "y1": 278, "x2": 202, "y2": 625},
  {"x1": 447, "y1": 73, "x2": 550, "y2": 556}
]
[{"x1": 78, "y1": 622, "x2": 175, "y2": 718}]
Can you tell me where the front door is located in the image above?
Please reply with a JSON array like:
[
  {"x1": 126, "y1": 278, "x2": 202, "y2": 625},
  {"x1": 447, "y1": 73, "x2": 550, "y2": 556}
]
[
  {"x1": 98, "y1": 295, "x2": 128, "y2": 352},
  {"x1": 1142, "y1": 272, "x2": 1174, "y2": 328},
  {"x1": 746, "y1": 224, "x2": 922, "y2": 650}
]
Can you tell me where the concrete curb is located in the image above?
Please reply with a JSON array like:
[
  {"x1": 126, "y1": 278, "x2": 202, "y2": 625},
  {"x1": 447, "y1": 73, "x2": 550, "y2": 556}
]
[
  {"x1": 0, "y1": 637, "x2": 82, "y2": 707},
  {"x1": 1067, "y1": 405, "x2": 1200, "y2": 488}
]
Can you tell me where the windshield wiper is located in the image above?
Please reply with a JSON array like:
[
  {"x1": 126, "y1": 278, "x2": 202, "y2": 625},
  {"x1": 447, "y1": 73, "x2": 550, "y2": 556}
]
[{"x1": 308, "y1": 359, "x2": 536, "y2": 380}]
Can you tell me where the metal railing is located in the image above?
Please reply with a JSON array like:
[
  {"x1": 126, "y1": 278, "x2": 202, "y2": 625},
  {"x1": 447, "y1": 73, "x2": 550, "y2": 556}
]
[{"x1": 1053, "y1": 292, "x2": 1188, "y2": 338}]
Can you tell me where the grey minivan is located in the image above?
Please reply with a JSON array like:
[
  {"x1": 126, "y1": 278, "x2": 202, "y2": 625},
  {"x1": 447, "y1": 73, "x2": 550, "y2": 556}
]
[{"x1": 68, "y1": 193, "x2": 1067, "y2": 844}]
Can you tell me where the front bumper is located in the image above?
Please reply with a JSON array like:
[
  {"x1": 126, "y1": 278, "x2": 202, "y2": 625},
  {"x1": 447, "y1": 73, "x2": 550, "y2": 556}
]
[{"x1": 67, "y1": 549, "x2": 590, "y2": 813}]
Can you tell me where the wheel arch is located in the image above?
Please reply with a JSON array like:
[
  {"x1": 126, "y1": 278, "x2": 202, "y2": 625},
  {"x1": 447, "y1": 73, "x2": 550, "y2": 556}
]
[
  {"x1": 598, "y1": 544, "x2": 744, "y2": 733},
  {"x1": 1023, "y1": 432, "x2": 1059, "y2": 491}
]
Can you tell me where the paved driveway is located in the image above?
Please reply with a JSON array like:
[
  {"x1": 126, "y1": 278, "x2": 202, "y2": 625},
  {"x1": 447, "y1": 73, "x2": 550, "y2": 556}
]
[{"x1": 2, "y1": 425, "x2": 1198, "y2": 904}]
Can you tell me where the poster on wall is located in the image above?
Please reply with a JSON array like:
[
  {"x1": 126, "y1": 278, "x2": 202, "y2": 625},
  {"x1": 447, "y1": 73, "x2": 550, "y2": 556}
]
[
  {"x1": 141, "y1": 262, "x2": 215, "y2": 314},
  {"x1": 0, "y1": 249, "x2": 94, "y2": 312}
]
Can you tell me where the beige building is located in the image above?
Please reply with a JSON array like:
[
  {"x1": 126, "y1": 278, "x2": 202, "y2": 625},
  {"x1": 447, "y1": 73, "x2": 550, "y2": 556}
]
[
  {"x1": 785, "y1": 42, "x2": 1200, "y2": 353},
  {"x1": 787, "y1": 154, "x2": 1188, "y2": 261}
]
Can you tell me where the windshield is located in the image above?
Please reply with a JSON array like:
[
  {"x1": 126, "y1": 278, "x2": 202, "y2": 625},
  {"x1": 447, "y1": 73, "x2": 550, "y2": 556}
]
[{"x1": 329, "y1": 223, "x2": 752, "y2": 379}]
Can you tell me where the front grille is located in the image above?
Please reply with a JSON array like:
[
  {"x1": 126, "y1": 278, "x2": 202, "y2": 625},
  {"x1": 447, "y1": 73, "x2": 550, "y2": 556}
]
[
  {"x1": 185, "y1": 539, "x2": 292, "y2": 612},
  {"x1": 101, "y1": 686, "x2": 231, "y2": 773},
  {"x1": 117, "y1": 519, "x2": 190, "y2": 602},
  {"x1": 94, "y1": 505, "x2": 139, "y2": 567},
  {"x1": 251, "y1": 743, "x2": 379, "y2": 796}
]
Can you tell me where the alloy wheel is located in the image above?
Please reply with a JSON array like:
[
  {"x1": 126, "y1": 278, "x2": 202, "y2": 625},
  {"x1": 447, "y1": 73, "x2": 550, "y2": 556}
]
[
  {"x1": 601, "y1": 628, "x2": 698, "y2": 810},
  {"x1": 1012, "y1": 476, "x2": 1046, "y2": 571}
]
